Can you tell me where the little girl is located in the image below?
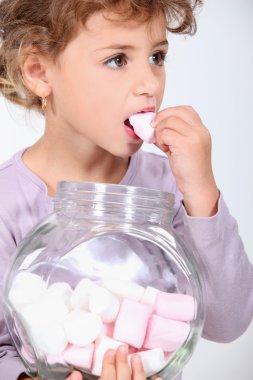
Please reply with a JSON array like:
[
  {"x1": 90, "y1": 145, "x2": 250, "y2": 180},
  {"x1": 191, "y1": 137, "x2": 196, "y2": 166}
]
[{"x1": 0, "y1": 1, "x2": 253, "y2": 380}]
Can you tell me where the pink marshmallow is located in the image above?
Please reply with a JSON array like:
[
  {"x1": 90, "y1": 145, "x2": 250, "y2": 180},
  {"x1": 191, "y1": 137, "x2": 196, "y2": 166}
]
[
  {"x1": 129, "y1": 112, "x2": 156, "y2": 144},
  {"x1": 99, "y1": 323, "x2": 114, "y2": 338},
  {"x1": 47, "y1": 352, "x2": 66, "y2": 366},
  {"x1": 113, "y1": 299, "x2": 152, "y2": 348},
  {"x1": 63, "y1": 344, "x2": 94, "y2": 370},
  {"x1": 155, "y1": 292, "x2": 195, "y2": 322},
  {"x1": 143, "y1": 314, "x2": 190, "y2": 352},
  {"x1": 92, "y1": 336, "x2": 127, "y2": 376}
]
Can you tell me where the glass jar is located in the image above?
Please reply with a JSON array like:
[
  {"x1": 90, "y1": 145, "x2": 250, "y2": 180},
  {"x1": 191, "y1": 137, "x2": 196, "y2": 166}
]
[{"x1": 3, "y1": 182, "x2": 205, "y2": 380}]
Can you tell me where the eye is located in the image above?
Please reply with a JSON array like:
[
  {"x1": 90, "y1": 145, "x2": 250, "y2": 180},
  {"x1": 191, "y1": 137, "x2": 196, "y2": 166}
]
[
  {"x1": 105, "y1": 54, "x2": 127, "y2": 68},
  {"x1": 149, "y1": 51, "x2": 167, "y2": 66}
]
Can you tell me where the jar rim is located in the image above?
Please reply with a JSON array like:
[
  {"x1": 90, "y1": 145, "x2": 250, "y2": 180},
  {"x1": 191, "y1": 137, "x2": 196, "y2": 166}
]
[{"x1": 55, "y1": 181, "x2": 175, "y2": 213}]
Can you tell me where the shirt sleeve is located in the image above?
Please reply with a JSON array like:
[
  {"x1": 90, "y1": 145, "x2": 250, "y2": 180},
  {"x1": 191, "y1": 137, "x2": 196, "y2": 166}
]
[
  {"x1": 172, "y1": 190, "x2": 253, "y2": 343},
  {"x1": 0, "y1": 216, "x2": 27, "y2": 380}
]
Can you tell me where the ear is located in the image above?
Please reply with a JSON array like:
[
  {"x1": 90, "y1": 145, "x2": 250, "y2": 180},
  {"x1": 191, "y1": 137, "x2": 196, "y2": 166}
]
[{"x1": 22, "y1": 53, "x2": 52, "y2": 98}]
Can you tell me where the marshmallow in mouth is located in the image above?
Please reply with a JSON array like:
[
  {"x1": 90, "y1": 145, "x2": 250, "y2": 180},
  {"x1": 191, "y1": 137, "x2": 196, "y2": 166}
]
[{"x1": 127, "y1": 112, "x2": 156, "y2": 144}]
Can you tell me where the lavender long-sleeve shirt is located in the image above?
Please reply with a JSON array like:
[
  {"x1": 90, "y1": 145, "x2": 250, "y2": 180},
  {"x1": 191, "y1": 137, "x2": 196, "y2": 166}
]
[{"x1": 0, "y1": 148, "x2": 253, "y2": 380}]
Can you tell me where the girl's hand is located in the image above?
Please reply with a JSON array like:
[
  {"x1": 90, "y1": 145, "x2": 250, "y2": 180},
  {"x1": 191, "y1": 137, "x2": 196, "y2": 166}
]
[
  {"x1": 23, "y1": 346, "x2": 163, "y2": 380},
  {"x1": 153, "y1": 106, "x2": 220, "y2": 217},
  {"x1": 66, "y1": 345, "x2": 149, "y2": 380},
  {"x1": 100, "y1": 345, "x2": 146, "y2": 380}
]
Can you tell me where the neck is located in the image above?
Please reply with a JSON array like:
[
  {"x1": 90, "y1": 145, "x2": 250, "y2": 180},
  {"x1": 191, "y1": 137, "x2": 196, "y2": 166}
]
[{"x1": 22, "y1": 129, "x2": 130, "y2": 197}]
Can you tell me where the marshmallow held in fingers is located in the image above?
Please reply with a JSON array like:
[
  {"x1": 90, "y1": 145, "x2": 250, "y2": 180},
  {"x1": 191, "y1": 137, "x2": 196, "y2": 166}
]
[
  {"x1": 129, "y1": 112, "x2": 156, "y2": 144},
  {"x1": 128, "y1": 348, "x2": 166, "y2": 377}
]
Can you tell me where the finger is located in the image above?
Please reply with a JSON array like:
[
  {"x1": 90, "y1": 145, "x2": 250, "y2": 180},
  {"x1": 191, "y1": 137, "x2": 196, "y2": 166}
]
[
  {"x1": 66, "y1": 371, "x2": 82, "y2": 380},
  {"x1": 155, "y1": 116, "x2": 195, "y2": 137},
  {"x1": 100, "y1": 349, "x2": 116, "y2": 380},
  {"x1": 153, "y1": 105, "x2": 202, "y2": 128},
  {"x1": 131, "y1": 354, "x2": 146, "y2": 380},
  {"x1": 155, "y1": 128, "x2": 185, "y2": 155},
  {"x1": 115, "y1": 345, "x2": 131, "y2": 380}
]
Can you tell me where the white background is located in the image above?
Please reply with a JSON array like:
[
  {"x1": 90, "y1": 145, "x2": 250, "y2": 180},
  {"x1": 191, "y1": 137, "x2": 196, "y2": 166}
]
[{"x1": 0, "y1": 0, "x2": 252, "y2": 379}]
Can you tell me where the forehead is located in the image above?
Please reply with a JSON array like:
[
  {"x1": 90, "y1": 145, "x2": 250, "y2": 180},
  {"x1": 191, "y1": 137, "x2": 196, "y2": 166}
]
[{"x1": 83, "y1": 11, "x2": 167, "y2": 44}]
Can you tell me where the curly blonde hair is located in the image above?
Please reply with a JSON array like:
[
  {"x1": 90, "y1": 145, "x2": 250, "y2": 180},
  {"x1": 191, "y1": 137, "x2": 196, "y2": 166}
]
[{"x1": 0, "y1": 0, "x2": 202, "y2": 112}]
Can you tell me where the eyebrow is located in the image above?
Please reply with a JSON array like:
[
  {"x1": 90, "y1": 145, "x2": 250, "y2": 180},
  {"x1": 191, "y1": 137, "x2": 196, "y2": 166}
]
[{"x1": 96, "y1": 40, "x2": 169, "y2": 51}]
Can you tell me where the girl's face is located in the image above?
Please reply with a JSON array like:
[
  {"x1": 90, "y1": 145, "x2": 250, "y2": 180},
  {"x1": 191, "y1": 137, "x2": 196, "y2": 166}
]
[{"x1": 46, "y1": 11, "x2": 168, "y2": 158}]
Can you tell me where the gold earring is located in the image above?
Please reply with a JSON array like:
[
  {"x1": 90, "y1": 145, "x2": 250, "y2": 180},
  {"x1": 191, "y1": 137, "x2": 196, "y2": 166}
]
[{"x1": 41, "y1": 97, "x2": 47, "y2": 111}]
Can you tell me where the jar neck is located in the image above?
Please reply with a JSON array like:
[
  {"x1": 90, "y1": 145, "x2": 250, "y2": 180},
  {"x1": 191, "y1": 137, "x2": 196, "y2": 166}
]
[{"x1": 54, "y1": 181, "x2": 175, "y2": 225}]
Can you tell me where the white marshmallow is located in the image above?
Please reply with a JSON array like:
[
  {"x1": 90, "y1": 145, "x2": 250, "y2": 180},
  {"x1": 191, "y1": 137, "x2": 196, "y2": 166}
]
[
  {"x1": 92, "y1": 336, "x2": 127, "y2": 376},
  {"x1": 30, "y1": 322, "x2": 68, "y2": 355},
  {"x1": 128, "y1": 348, "x2": 166, "y2": 377},
  {"x1": 20, "y1": 295, "x2": 69, "y2": 329},
  {"x1": 129, "y1": 112, "x2": 156, "y2": 144},
  {"x1": 70, "y1": 279, "x2": 96, "y2": 310},
  {"x1": 141, "y1": 286, "x2": 159, "y2": 308},
  {"x1": 89, "y1": 285, "x2": 120, "y2": 323},
  {"x1": 64, "y1": 310, "x2": 102, "y2": 347},
  {"x1": 101, "y1": 279, "x2": 145, "y2": 302},
  {"x1": 8, "y1": 272, "x2": 47, "y2": 311},
  {"x1": 46, "y1": 282, "x2": 73, "y2": 310}
]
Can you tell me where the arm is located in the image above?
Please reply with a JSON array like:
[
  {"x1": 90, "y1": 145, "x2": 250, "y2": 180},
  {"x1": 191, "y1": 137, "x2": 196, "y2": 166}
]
[
  {"x1": 0, "y1": 217, "x2": 29, "y2": 380},
  {"x1": 153, "y1": 106, "x2": 253, "y2": 342}
]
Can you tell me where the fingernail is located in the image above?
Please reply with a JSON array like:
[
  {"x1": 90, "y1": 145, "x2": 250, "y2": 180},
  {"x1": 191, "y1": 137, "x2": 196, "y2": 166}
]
[
  {"x1": 131, "y1": 354, "x2": 143, "y2": 369},
  {"x1": 118, "y1": 345, "x2": 128, "y2": 358},
  {"x1": 106, "y1": 349, "x2": 116, "y2": 360}
]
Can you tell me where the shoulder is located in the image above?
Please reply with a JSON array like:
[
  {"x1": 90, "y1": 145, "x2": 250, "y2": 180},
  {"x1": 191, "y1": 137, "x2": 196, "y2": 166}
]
[
  {"x1": 0, "y1": 154, "x2": 20, "y2": 192},
  {"x1": 0, "y1": 151, "x2": 50, "y2": 244}
]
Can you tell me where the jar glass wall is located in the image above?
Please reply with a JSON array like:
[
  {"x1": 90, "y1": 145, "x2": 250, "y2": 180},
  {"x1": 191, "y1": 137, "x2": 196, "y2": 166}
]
[{"x1": 3, "y1": 182, "x2": 205, "y2": 380}]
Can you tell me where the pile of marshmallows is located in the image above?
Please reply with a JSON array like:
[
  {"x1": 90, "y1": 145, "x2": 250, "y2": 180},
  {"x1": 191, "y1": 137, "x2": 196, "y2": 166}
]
[{"x1": 9, "y1": 272, "x2": 195, "y2": 377}]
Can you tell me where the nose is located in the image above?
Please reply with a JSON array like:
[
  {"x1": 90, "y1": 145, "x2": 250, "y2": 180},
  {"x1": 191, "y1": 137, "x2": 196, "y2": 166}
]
[{"x1": 132, "y1": 63, "x2": 162, "y2": 97}]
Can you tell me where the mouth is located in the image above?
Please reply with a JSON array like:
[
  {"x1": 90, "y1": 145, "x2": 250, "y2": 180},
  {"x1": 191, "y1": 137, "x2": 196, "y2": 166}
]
[{"x1": 124, "y1": 108, "x2": 156, "y2": 129}]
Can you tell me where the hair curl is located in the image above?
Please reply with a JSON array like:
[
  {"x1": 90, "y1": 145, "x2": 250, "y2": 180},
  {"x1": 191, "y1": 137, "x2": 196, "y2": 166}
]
[{"x1": 0, "y1": 0, "x2": 202, "y2": 112}]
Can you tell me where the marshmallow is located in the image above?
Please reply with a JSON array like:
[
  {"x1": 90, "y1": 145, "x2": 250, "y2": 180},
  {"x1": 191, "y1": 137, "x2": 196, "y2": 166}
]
[
  {"x1": 155, "y1": 292, "x2": 195, "y2": 322},
  {"x1": 129, "y1": 112, "x2": 156, "y2": 144},
  {"x1": 143, "y1": 314, "x2": 190, "y2": 352},
  {"x1": 30, "y1": 322, "x2": 68, "y2": 355},
  {"x1": 64, "y1": 310, "x2": 102, "y2": 347},
  {"x1": 8, "y1": 272, "x2": 47, "y2": 310},
  {"x1": 47, "y1": 352, "x2": 66, "y2": 366},
  {"x1": 102, "y1": 279, "x2": 145, "y2": 302},
  {"x1": 128, "y1": 348, "x2": 166, "y2": 377},
  {"x1": 99, "y1": 323, "x2": 114, "y2": 338},
  {"x1": 63, "y1": 344, "x2": 95, "y2": 370},
  {"x1": 113, "y1": 299, "x2": 152, "y2": 348},
  {"x1": 70, "y1": 279, "x2": 96, "y2": 310},
  {"x1": 46, "y1": 282, "x2": 73, "y2": 310},
  {"x1": 141, "y1": 286, "x2": 159, "y2": 308},
  {"x1": 92, "y1": 336, "x2": 127, "y2": 376},
  {"x1": 89, "y1": 285, "x2": 120, "y2": 323},
  {"x1": 20, "y1": 294, "x2": 69, "y2": 329}
]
